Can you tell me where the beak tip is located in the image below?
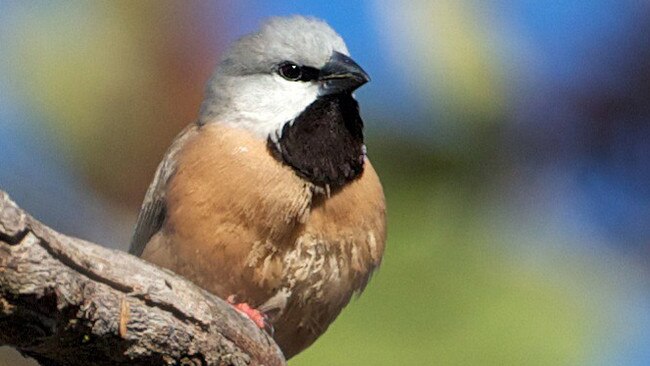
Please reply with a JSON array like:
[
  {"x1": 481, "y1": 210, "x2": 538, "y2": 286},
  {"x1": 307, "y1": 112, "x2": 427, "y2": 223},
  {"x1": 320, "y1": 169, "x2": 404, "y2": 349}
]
[{"x1": 319, "y1": 52, "x2": 371, "y2": 95}]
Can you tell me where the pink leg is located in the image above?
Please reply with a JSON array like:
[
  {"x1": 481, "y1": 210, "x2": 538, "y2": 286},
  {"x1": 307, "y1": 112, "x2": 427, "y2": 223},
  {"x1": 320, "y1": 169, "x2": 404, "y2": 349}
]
[{"x1": 227, "y1": 295, "x2": 269, "y2": 330}]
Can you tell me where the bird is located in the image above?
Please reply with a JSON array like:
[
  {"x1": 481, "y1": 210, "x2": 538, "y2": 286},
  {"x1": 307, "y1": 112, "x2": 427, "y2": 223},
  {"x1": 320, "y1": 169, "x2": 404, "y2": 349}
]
[{"x1": 129, "y1": 15, "x2": 386, "y2": 359}]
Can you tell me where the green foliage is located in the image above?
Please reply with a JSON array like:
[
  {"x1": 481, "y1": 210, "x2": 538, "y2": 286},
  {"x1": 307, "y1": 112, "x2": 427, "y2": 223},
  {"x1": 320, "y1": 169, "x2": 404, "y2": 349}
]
[{"x1": 290, "y1": 138, "x2": 601, "y2": 366}]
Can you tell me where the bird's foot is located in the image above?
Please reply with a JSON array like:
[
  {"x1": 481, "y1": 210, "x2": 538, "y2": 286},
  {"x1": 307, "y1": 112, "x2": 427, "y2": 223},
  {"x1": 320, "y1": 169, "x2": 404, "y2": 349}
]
[{"x1": 227, "y1": 295, "x2": 274, "y2": 335}]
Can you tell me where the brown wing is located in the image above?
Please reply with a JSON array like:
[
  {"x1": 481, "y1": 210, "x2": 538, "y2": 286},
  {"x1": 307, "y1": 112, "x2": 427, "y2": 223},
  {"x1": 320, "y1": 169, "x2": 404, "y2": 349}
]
[{"x1": 129, "y1": 124, "x2": 199, "y2": 256}]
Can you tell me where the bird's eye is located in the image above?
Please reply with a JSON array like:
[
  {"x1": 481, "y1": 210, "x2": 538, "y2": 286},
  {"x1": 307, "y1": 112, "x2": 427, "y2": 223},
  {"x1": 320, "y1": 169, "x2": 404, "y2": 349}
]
[{"x1": 278, "y1": 62, "x2": 302, "y2": 81}]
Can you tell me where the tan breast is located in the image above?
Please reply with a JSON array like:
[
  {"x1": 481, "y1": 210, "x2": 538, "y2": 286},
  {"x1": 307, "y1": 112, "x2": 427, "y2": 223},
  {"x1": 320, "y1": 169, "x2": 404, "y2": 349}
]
[{"x1": 141, "y1": 122, "x2": 386, "y2": 358}]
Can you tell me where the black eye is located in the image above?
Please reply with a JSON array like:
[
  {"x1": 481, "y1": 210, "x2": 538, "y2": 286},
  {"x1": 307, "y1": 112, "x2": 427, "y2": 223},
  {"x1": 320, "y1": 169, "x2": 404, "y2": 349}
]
[{"x1": 278, "y1": 62, "x2": 302, "y2": 81}]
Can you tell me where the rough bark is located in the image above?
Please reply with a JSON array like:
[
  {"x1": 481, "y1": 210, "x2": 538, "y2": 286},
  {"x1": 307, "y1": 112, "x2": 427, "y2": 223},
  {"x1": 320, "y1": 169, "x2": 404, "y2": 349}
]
[{"x1": 0, "y1": 190, "x2": 286, "y2": 366}]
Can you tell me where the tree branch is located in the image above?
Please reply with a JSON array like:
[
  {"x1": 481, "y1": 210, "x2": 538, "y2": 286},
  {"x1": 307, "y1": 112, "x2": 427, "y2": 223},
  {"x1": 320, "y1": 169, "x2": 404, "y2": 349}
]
[{"x1": 0, "y1": 190, "x2": 286, "y2": 366}]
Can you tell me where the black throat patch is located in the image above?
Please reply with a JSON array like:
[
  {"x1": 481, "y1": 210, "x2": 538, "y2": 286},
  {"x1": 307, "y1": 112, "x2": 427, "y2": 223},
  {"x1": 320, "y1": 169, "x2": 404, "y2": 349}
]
[{"x1": 268, "y1": 93, "x2": 365, "y2": 189}]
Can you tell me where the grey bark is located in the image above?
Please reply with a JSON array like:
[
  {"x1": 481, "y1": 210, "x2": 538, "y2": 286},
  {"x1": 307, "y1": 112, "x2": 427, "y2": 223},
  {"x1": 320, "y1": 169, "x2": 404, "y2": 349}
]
[{"x1": 0, "y1": 190, "x2": 286, "y2": 366}]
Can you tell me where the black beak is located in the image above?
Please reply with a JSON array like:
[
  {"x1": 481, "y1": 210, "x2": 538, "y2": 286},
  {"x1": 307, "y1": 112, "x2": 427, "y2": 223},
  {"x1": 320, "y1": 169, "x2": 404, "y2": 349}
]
[{"x1": 318, "y1": 51, "x2": 370, "y2": 96}]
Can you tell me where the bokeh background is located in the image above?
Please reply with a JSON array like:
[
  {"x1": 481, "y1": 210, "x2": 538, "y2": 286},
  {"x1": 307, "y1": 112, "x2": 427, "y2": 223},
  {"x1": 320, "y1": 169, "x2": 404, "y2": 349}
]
[{"x1": 1, "y1": 1, "x2": 650, "y2": 365}]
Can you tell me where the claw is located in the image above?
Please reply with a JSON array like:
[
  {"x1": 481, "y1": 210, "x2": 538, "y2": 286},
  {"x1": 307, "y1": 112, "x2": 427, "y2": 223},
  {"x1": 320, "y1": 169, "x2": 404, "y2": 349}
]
[{"x1": 227, "y1": 295, "x2": 274, "y2": 334}]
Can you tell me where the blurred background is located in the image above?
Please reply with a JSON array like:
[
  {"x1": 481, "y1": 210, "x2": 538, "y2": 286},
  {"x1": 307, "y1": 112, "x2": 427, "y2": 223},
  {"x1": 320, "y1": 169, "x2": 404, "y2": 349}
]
[{"x1": 1, "y1": 1, "x2": 649, "y2": 365}]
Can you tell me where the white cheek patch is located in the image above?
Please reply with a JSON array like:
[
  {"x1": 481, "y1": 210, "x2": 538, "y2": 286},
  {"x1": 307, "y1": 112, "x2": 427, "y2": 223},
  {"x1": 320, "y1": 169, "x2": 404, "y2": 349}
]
[{"x1": 223, "y1": 75, "x2": 319, "y2": 141}]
